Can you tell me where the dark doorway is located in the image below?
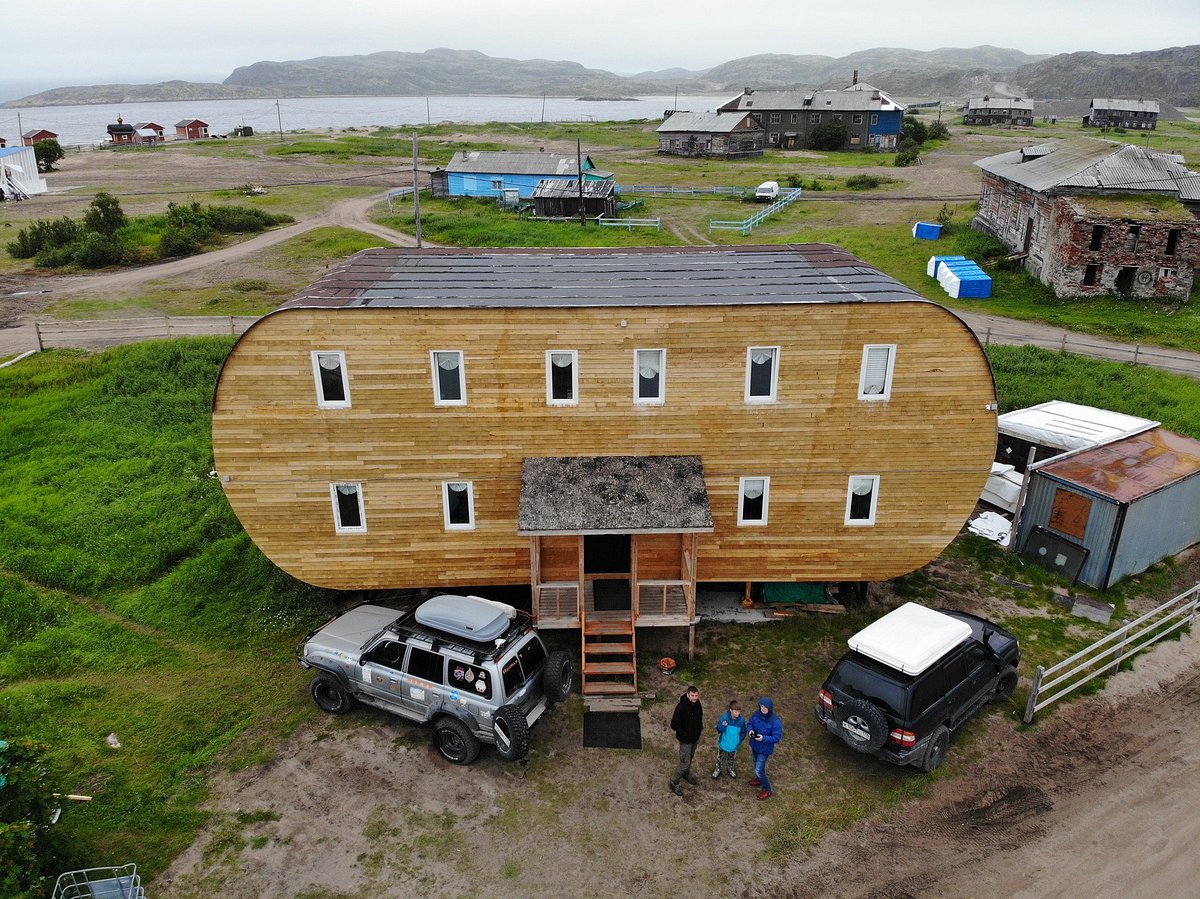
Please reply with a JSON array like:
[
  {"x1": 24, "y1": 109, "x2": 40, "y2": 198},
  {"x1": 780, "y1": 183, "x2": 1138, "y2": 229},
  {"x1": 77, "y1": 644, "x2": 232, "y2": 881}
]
[
  {"x1": 1022, "y1": 217, "x2": 1034, "y2": 253},
  {"x1": 1115, "y1": 266, "x2": 1136, "y2": 297},
  {"x1": 585, "y1": 534, "x2": 631, "y2": 574}
]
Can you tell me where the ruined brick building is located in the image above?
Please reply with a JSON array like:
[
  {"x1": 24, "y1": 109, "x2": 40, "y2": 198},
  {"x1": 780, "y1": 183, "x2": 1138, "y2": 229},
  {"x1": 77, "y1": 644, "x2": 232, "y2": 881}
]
[{"x1": 972, "y1": 139, "x2": 1200, "y2": 300}]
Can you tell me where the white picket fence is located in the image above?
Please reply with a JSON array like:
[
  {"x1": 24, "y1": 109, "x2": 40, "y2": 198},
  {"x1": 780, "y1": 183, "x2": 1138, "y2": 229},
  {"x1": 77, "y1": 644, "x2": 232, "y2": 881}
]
[
  {"x1": 708, "y1": 188, "x2": 803, "y2": 236},
  {"x1": 1023, "y1": 581, "x2": 1200, "y2": 723}
]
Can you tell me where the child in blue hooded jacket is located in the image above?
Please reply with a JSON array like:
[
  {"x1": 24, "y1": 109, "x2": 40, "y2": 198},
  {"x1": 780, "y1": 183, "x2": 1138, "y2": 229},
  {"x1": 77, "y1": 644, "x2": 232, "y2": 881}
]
[
  {"x1": 747, "y1": 696, "x2": 783, "y2": 800},
  {"x1": 712, "y1": 699, "x2": 750, "y2": 779}
]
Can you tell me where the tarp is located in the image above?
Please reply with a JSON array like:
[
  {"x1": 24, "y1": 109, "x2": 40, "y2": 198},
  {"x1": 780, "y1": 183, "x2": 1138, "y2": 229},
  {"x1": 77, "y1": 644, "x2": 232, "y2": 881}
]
[{"x1": 999, "y1": 401, "x2": 1157, "y2": 452}]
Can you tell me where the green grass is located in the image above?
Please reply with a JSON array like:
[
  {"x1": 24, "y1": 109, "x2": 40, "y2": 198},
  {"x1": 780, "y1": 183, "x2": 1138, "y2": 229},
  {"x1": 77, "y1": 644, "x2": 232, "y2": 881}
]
[{"x1": 0, "y1": 341, "x2": 337, "y2": 873}]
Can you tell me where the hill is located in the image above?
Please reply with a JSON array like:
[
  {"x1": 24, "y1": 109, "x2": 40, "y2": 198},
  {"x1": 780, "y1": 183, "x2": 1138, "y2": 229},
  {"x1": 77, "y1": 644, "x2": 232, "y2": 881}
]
[
  {"x1": 3, "y1": 79, "x2": 275, "y2": 108},
  {"x1": 1012, "y1": 45, "x2": 1200, "y2": 107}
]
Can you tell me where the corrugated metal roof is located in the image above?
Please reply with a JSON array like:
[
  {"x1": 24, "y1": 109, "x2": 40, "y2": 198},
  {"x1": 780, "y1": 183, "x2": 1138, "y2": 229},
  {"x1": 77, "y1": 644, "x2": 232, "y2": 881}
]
[
  {"x1": 1092, "y1": 98, "x2": 1160, "y2": 114},
  {"x1": 1037, "y1": 428, "x2": 1200, "y2": 503},
  {"x1": 281, "y1": 245, "x2": 929, "y2": 310},
  {"x1": 444, "y1": 150, "x2": 594, "y2": 177},
  {"x1": 975, "y1": 138, "x2": 1200, "y2": 199},
  {"x1": 532, "y1": 178, "x2": 615, "y2": 199},
  {"x1": 720, "y1": 88, "x2": 902, "y2": 114},
  {"x1": 518, "y1": 455, "x2": 713, "y2": 533},
  {"x1": 966, "y1": 97, "x2": 1033, "y2": 111},
  {"x1": 656, "y1": 111, "x2": 760, "y2": 134}
]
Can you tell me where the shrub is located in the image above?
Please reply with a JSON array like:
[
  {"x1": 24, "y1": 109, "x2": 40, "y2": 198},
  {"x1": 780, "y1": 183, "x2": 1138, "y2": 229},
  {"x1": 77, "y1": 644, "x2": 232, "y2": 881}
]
[
  {"x1": 845, "y1": 174, "x2": 882, "y2": 190},
  {"x1": 894, "y1": 150, "x2": 920, "y2": 167},
  {"x1": 83, "y1": 192, "x2": 126, "y2": 236},
  {"x1": 206, "y1": 205, "x2": 291, "y2": 233},
  {"x1": 7, "y1": 217, "x2": 84, "y2": 259},
  {"x1": 0, "y1": 740, "x2": 65, "y2": 898},
  {"x1": 810, "y1": 121, "x2": 848, "y2": 151},
  {"x1": 160, "y1": 224, "x2": 207, "y2": 257},
  {"x1": 928, "y1": 121, "x2": 951, "y2": 141},
  {"x1": 71, "y1": 231, "x2": 129, "y2": 268}
]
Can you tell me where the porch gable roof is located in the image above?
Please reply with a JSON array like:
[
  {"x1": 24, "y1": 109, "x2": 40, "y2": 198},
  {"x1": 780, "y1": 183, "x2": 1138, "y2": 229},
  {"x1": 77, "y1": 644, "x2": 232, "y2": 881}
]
[{"x1": 518, "y1": 455, "x2": 713, "y2": 535}]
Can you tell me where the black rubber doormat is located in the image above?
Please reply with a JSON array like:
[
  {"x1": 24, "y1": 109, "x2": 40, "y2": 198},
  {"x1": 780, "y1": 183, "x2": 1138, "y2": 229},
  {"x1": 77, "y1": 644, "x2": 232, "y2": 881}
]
[{"x1": 582, "y1": 712, "x2": 642, "y2": 749}]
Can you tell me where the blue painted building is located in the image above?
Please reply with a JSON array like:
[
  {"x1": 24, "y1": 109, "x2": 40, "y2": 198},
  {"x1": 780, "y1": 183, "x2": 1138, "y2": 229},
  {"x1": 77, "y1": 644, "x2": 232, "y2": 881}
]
[{"x1": 436, "y1": 151, "x2": 613, "y2": 199}]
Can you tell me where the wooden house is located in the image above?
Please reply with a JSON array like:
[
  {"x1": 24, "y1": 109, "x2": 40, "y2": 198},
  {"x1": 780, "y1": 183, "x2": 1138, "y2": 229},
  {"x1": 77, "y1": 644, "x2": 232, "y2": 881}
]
[
  {"x1": 439, "y1": 150, "x2": 612, "y2": 200},
  {"x1": 718, "y1": 84, "x2": 904, "y2": 150},
  {"x1": 211, "y1": 245, "x2": 997, "y2": 694},
  {"x1": 531, "y1": 179, "x2": 617, "y2": 218},
  {"x1": 962, "y1": 97, "x2": 1034, "y2": 127},
  {"x1": 1084, "y1": 99, "x2": 1159, "y2": 131},
  {"x1": 106, "y1": 117, "x2": 135, "y2": 144},
  {"x1": 133, "y1": 122, "x2": 166, "y2": 144},
  {"x1": 174, "y1": 119, "x2": 209, "y2": 140},
  {"x1": 973, "y1": 139, "x2": 1200, "y2": 300},
  {"x1": 655, "y1": 111, "x2": 765, "y2": 158},
  {"x1": 22, "y1": 128, "x2": 58, "y2": 146}
]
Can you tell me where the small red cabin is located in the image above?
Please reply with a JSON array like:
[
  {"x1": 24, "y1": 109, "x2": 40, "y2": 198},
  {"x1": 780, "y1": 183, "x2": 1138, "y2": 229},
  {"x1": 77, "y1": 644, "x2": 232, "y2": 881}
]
[
  {"x1": 22, "y1": 129, "x2": 58, "y2": 146},
  {"x1": 174, "y1": 119, "x2": 209, "y2": 140}
]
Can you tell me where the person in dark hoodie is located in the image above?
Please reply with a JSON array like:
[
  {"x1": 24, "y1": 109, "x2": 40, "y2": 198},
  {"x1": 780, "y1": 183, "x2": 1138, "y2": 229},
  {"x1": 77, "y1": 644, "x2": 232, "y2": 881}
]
[
  {"x1": 669, "y1": 684, "x2": 704, "y2": 796},
  {"x1": 747, "y1": 696, "x2": 783, "y2": 800}
]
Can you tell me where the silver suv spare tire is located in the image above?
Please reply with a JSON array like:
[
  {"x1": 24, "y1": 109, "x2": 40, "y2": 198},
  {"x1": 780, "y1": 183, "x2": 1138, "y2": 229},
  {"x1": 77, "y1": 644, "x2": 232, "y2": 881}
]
[
  {"x1": 835, "y1": 698, "x2": 889, "y2": 752},
  {"x1": 492, "y1": 704, "x2": 530, "y2": 761},
  {"x1": 543, "y1": 650, "x2": 573, "y2": 704}
]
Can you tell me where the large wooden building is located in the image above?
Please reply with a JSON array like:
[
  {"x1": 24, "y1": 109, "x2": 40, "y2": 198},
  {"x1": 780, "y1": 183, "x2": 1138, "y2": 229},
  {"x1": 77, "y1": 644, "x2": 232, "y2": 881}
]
[{"x1": 212, "y1": 245, "x2": 997, "y2": 693}]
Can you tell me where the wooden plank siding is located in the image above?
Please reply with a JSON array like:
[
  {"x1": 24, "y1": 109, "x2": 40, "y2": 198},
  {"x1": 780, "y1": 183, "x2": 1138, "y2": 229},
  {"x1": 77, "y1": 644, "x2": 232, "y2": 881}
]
[{"x1": 213, "y1": 299, "x2": 996, "y2": 590}]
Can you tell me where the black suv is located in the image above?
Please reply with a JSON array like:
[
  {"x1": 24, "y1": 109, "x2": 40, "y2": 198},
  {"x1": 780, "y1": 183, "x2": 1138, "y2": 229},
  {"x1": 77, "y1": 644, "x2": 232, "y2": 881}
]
[{"x1": 815, "y1": 602, "x2": 1020, "y2": 772}]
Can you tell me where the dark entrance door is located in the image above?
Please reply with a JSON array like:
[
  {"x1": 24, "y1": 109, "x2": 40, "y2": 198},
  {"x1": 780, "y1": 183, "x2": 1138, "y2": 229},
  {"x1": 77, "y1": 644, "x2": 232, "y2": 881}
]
[
  {"x1": 585, "y1": 534, "x2": 632, "y2": 611},
  {"x1": 1115, "y1": 266, "x2": 1136, "y2": 297}
]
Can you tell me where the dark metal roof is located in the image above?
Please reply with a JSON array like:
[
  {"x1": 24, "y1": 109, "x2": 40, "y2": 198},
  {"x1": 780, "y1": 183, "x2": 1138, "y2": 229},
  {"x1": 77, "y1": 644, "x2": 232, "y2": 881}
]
[
  {"x1": 281, "y1": 245, "x2": 926, "y2": 310},
  {"x1": 518, "y1": 455, "x2": 713, "y2": 534},
  {"x1": 1037, "y1": 428, "x2": 1200, "y2": 503},
  {"x1": 174, "y1": 119, "x2": 208, "y2": 127},
  {"x1": 656, "y1": 111, "x2": 762, "y2": 134}
]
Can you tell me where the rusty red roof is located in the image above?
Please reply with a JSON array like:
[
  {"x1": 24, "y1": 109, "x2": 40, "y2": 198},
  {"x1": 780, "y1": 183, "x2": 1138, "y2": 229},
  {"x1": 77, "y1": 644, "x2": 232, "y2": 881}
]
[{"x1": 1037, "y1": 427, "x2": 1200, "y2": 503}]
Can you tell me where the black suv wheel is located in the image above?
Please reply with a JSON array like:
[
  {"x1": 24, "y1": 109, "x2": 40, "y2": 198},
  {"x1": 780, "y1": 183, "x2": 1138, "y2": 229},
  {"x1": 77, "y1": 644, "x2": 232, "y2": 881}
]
[
  {"x1": 543, "y1": 650, "x2": 573, "y2": 704},
  {"x1": 434, "y1": 716, "x2": 482, "y2": 765},
  {"x1": 918, "y1": 725, "x2": 950, "y2": 772},
  {"x1": 492, "y1": 704, "x2": 529, "y2": 761},
  {"x1": 310, "y1": 672, "x2": 355, "y2": 714},
  {"x1": 834, "y1": 698, "x2": 889, "y2": 753}
]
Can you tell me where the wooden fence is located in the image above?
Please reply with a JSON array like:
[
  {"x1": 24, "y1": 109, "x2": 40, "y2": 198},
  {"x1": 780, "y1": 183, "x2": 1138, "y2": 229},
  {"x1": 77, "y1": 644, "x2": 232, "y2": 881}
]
[
  {"x1": 34, "y1": 316, "x2": 258, "y2": 351},
  {"x1": 708, "y1": 188, "x2": 803, "y2": 236},
  {"x1": 1023, "y1": 581, "x2": 1200, "y2": 723}
]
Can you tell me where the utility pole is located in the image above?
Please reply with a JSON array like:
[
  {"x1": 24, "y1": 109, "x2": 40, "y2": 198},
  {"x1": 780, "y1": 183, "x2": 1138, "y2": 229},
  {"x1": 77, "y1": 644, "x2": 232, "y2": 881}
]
[
  {"x1": 17, "y1": 111, "x2": 23, "y2": 142},
  {"x1": 426, "y1": 97, "x2": 431, "y2": 125},
  {"x1": 276, "y1": 100, "x2": 284, "y2": 142},
  {"x1": 412, "y1": 130, "x2": 423, "y2": 248},
  {"x1": 576, "y1": 138, "x2": 585, "y2": 227}
]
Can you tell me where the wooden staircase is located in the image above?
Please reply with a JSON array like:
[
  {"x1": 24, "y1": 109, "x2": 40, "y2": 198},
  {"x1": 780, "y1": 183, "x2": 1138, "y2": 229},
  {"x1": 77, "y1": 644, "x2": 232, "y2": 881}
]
[{"x1": 582, "y1": 614, "x2": 638, "y2": 697}]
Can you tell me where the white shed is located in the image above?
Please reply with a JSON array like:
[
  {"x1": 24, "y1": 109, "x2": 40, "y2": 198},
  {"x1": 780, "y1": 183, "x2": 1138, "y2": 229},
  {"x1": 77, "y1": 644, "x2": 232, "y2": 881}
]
[{"x1": 0, "y1": 145, "x2": 48, "y2": 199}]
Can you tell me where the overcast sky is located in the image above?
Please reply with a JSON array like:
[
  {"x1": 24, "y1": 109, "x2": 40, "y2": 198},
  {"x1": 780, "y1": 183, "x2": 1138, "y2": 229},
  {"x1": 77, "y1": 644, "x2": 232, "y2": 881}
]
[{"x1": 5, "y1": 0, "x2": 1196, "y2": 99}]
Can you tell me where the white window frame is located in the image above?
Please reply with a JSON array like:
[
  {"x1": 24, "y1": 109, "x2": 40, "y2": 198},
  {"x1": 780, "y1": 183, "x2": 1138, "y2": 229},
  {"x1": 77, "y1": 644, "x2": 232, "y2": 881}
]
[
  {"x1": 770, "y1": 113, "x2": 782, "y2": 124},
  {"x1": 442, "y1": 480, "x2": 476, "y2": 531},
  {"x1": 546, "y1": 350, "x2": 579, "y2": 406},
  {"x1": 634, "y1": 348, "x2": 666, "y2": 406},
  {"x1": 430, "y1": 350, "x2": 467, "y2": 406},
  {"x1": 845, "y1": 475, "x2": 880, "y2": 526},
  {"x1": 858, "y1": 344, "x2": 897, "y2": 401},
  {"x1": 330, "y1": 482, "x2": 367, "y2": 534},
  {"x1": 311, "y1": 350, "x2": 351, "y2": 409},
  {"x1": 870, "y1": 113, "x2": 879, "y2": 125},
  {"x1": 744, "y1": 346, "x2": 780, "y2": 403},
  {"x1": 738, "y1": 476, "x2": 770, "y2": 526},
  {"x1": 852, "y1": 113, "x2": 864, "y2": 125}
]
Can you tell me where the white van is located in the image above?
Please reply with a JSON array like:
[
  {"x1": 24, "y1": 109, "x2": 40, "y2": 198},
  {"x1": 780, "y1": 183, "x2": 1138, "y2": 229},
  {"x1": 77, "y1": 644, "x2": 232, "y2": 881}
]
[{"x1": 755, "y1": 181, "x2": 780, "y2": 202}]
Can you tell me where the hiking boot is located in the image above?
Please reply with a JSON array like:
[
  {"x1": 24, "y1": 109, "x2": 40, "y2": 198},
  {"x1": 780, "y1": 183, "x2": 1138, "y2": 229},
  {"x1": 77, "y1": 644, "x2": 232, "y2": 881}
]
[
  {"x1": 757, "y1": 789, "x2": 772, "y2": 800},
  {"x1": 727, "y1": 764, "x2": 737, "y2": 779},
  {"x1": 670, "y1": 779, "x2": 684, "y2": 797},
  {"x1": 712, "y1": 764, "x2": 722, "y2": 779},
  {"x1": 748, "y1": 777, "x2": 762, "y2": 787},
  {"x1": 683, "y1": 771, "x2": 700, "y2": 786}
]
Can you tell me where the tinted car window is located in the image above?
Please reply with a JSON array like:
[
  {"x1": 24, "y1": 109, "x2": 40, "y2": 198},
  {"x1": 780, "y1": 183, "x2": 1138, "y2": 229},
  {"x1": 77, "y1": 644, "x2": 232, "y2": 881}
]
[
  {"x1": 500, "y1": 654, "x2": 523, "y2": 697},
  {"x1": 363, "y1": 639, "x2": 406, "y2": 670},
  {"x1": 830, "y1": 657, "x2": 907, "y2": 718},
  {"x1": 912, "y1": 654, "x2": 968, "y2": 715},
  {"x1": 516, "y1": 637, "x2": 547, "y2": 681},
  {"x1": 448, "y1": 660, "x2": 492, "y2": 700},
  {"x1": 406, "y1": 647, "x2": 444, "y2": 684}
]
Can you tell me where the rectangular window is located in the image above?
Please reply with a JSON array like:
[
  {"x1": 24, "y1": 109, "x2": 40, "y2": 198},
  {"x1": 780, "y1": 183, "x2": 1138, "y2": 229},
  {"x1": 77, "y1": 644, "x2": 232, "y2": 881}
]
[
  {"x1": 1083, "y1": 264, "x2": 1101, "y2": 286},
  {"x1": 858, "y1": 344, "x2": 896, "y2": 400},
  {"x1": 852, "y1": 113, "x2": 864, "y2": 125},
  {"x1": 490, "y1": 178, "x2": 503, "y2": 190},
  {"x1": 634, "y1": 349, "x2": 666, "y2": 405},
  {"x1": 1165, "y1": 229, "x2": 1180, "y2": 256},
  {"x1": 1089, "y1": 224, "x2": 1106, "y2": 250},
  {"x1": 870, "y1": 113, "x2": 879, "y2": 125},
  {"x1": 330, "y1": 483, "x2": 366, "y2": 534},
  {"x1": 1158, "y1": 267, "x2": 1177, "y2": 280},
  {"x1": 546, "y1": 350, "x2": 578, "y2": 405},
  {"x1": 1125, "y1": 225, "x2": 1141, "y2": 253},
  {"x1": 442, "y1": 480, "x2": 475, "y2": 530},
  {"x1": 431, "y1": 350, "x2": 466, "y2": 405},
  {"x1": 406, "y1": 647, "x2": 444, "y2": 684},
  {"x1": 312, "y1": 351, "x2": 350, "y2": 409},
  {"x1": 770, "y1": 113, "x2": 781, "y2": 124},
  {"x1": 738, "y1": 477, "x2": 770, "y2": 526},
  {"x1": 744, "y1": 346, "x2": 779, "y2": 402},
  {"x1": 810, "y1": 113, "x2": 821, "y2": 124},
  {"x1": 449, "y1": 660, "x2": 492, "y2": 699},
  {"x1": 845, "y1": 475, "x2": 879, "y2": 526},
  {"x1": 833, "y1": 113, "x2": 842, "y2": 122},
  {"x1": 1049, "y1": 488, "x2": 1091, "y2": 540},
  {"x1": 790, "y1": 113, "x2": 798, "y2": 123}
]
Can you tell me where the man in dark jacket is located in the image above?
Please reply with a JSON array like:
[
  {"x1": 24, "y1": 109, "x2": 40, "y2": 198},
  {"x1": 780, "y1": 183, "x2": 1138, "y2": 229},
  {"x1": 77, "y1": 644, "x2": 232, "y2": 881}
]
[{"x1": 669, "y1": 684, "x2": 704, "y2": 796}]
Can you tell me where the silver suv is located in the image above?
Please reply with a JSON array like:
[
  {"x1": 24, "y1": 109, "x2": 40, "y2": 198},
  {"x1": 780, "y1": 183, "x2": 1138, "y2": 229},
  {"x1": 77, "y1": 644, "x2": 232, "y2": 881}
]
[{"x1": 297, "y1": 594, "x2": 572, "y2": 764}]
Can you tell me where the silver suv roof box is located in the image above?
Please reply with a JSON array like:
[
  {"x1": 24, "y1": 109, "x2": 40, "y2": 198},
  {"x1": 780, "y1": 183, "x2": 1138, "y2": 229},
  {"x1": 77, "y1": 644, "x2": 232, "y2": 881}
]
[{"x1": 415, "y1": 594, "x2": 517, "y2": 643}]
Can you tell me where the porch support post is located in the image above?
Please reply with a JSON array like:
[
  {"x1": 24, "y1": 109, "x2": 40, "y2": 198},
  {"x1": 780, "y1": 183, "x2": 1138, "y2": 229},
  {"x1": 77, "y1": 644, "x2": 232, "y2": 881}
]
[
  {"x1": 686, "y1": 533, "x2": 698, "y2": 661},
  {"x1": 630, "y1": 533, "x2": 640, "y2": 623},
  {"x1": 576, "y1": 536, "x2": 586, "y2": 622},
  {"x1": 529, "y1": 537, "x2": 541, "y2": 625}
]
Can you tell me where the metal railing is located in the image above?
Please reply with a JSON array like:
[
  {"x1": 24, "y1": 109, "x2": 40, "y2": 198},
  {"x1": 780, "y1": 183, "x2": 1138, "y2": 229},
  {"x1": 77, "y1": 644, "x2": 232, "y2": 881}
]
[
  {"x1": 595, "y1": 215, "x2": 661, "y2": 231},
  {"x1": 709, "y1": 187, "x2": 803, "y2": 236},
  {"x1": 1023, "y1": 581, "x2": 1200, "y2": 723},
  {"x1": 616, "y1": 184, "x2": 748, "y2": 197}
]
